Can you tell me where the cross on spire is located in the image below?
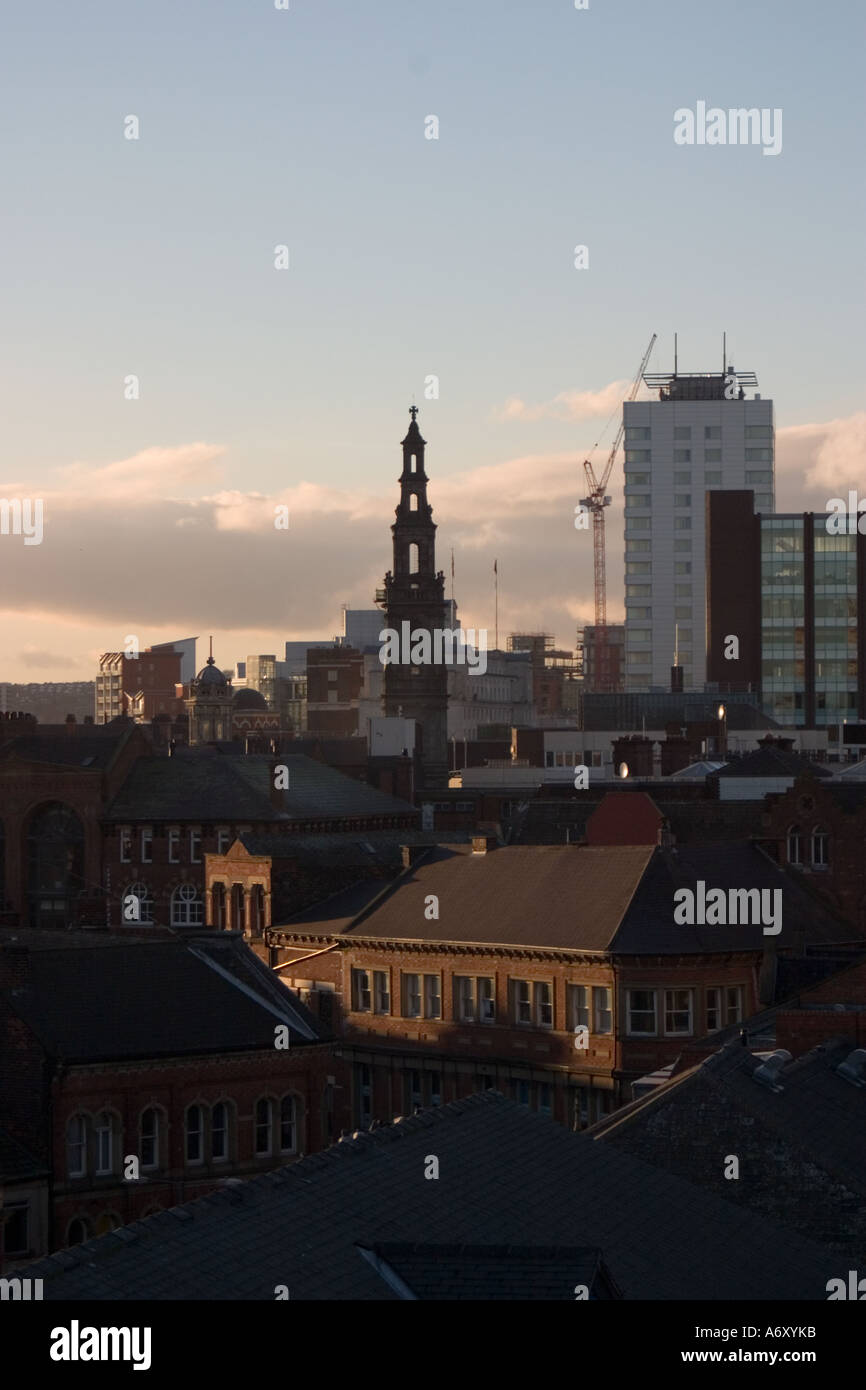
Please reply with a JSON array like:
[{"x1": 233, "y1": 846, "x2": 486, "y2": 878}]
[{"x1": 409, "y1": 404, "x2": 418, "y2": 421}]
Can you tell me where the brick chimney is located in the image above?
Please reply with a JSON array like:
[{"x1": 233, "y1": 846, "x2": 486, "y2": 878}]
[
  {"x1": 401, "y1": 845, "x2": 426, "y2": 869},
  {"x1": 65, "y1": 713, "x2": 77, "y2": 736}
]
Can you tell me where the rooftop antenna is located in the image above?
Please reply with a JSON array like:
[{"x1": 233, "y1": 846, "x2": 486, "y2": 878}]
[
  {"x1": 674, "y1": 621, "x2": 679, "y2": 666},
  {"x1": 674, "y1": 332, "x2": 678, "y2": 377},
  {"x1": 722, "y1": 331, "x2": 726, "y2": 374}
]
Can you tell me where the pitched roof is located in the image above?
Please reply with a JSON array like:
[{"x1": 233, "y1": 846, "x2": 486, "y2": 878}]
[
  {"x1": 276, "y1": 840, "x2": 859, "y2": 955},
  {"x1": 107, "y1": 752, "x2": 416, "y2": 822},
  {"x1": 1, "y1": 933, "x2": 322, "y2": 1062},
  {"x1": 362, "y1": 1243, "x2": 620, "y2": 1300},
  {"x1": 713, "y1": 744, "x2": 832, "y2": 779},
  {"x1": 591, "y1": 1038, "x2": 866, "y2": 1251},
  {"x1": 613, "y1": 842, "x2": 857, "y2": 952},
  {"x1": 0, "y1": 728, "x2": 135, "y2": 770},
  {"x1": 26, "y1": 1092, "x2": 841, "y2": 1301},
  {"x1": 278, "y1": 844, "x2": 654, "y2": 949},
  {"x1": 0, "y1": 1126, "x2": 47, "y2": 1182}
]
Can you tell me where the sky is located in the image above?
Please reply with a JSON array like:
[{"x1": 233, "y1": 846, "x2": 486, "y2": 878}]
[{"x1": 0, "y1": 0, "x2": 864, "y2": 682}]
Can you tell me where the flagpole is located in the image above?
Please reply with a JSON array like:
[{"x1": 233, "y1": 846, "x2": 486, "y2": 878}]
[{"x1": 494, "y1": 559, "x2": 499, "y2": 651}]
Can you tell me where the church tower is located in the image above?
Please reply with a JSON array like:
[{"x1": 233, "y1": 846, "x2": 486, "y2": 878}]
[{"x1": 379, "y1": 406, "x2": 448, "y2": 788}]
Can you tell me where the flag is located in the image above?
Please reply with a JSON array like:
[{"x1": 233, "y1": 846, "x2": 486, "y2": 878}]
[{"x1": 494, "y1": 558, "x2": 498, "y2": 575}]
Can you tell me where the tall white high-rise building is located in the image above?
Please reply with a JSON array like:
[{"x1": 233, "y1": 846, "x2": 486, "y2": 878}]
[{"x1": 623, "y1": 356, "x2": 774, "y2": 691}]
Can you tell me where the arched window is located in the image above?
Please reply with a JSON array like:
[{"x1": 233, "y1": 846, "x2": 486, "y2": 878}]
[
  {"x1": 409, "y1": 543, "x2": 419, "y2": 575},
  {"x1": 66, "y1": 1217, "x2": 90, "y2": 1247},
  {"x1": 280, "y1": 1095, "x2": 299, "y2": 1154},
  {"x1": 211, "y1": 1101, "x2": 230, "y2": 1161},
  {"x1": 186, "y1": 1104, "x2": 204, "y2": 1164},
  {"x1": 811, "y1": 825, "x2": 829, "y2": 868},
  {"x1": 171, "y1": 883, "x2": 204, "y2": 926},
  {"x1": 67, "y1": 1114, "x2": 87, "y2": 1177},
  {"x1": 255, "y1": 1098, "x2": 274, "y2": 1155},
  {"x1": 140, "y1": 1107, "x2": 160, "y2": 1169},
  {"x1": 94, "y1": 1111, "x2": 115, "y2": 1175},
  {"x1": 787, "y1": 824, "x2": 803, "y2": 865},
  {"x1": 123, "y1": 882, "x2": 154, "y2": 925},
  {"x1": 27, "y1": 802, "x2": 85, "y2": 928},
  {"x1": 409, "y1": 494, "x2": 418, "y2": 512}
]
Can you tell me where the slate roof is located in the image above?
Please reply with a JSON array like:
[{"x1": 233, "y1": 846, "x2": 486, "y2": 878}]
[
  {"x1": 0, "y1": 1126, "x2": 47, "y2": 1182},
  {"x1": 713, "y1": 745, "x2": 832, "y2": 780},
  {"x1": 614, "y1": 842, "x2": 858, "y2": 953},
  {"x1": 26, "y1": 1092, "x2": 842, "y2": 1301},
  {"x1": 591, "y1": 1038, "x2": 866, "y2": 1252},
  {"x1": 0, "y1": 728, "x2": 134, "y2": 770},
  {"x1": 106, "y1": 752, "x2": 416, "y2": 823},
  {"x1": 1, "y1": 933, "x2": 322, "y2": 1062},
  {"x1": 364, "y1": 1243, "x2": 620, "y2": 1300},
  {"x1": 275, "y1": 840, "x2": 859, "y2": 955},
  {"x1": 277, "y1": 844, "x2": 654, "y2": 949},
  {"x1": 242, "y1": 829, "x2": 467, "y2": 866}
]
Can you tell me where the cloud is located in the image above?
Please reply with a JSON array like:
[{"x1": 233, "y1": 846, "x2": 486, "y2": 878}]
[
  {"x1": 17, "y1": 647, "x2": 80, "y2": 670},
  {"x1": 1, "y1": 412, "x2": 860, "y2": 679},
  {"x1": 775, "y1": 413, "x2": 866, "y2": 504},
  {"x1": 498, "y1": 379, "x2": 654, "y2": 423}
]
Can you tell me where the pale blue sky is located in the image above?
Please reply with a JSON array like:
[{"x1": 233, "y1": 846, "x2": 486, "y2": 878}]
[{"x1": 0, "y1": 0, "x2": 863, "y2": 678}]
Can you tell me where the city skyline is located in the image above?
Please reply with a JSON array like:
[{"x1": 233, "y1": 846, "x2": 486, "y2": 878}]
[{"x1": 1, "y1": 0, "x2": 864, "y2": 681}]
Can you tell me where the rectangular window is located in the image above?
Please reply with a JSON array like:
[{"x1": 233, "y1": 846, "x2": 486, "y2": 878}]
[
  {"x1": 707, "y1": 985, "x2": 743, "y2": 1031},
  {"x1": 403, "y1": 973, "x2": 422, "y2": 1018},
  {"x1": 327, "y1": 669, "x2": 337, "y2": 681},
  {"x1": 593, "y1": 986, "x2": 612, "y2": 1034},
  {"x1": 705, "y1": 425, "x2": 722, "y2": 439},
  {"x1": 674, "y1": 539, "x2": 691, "y2": 552},
  {"x1": 746, "y1": 425, "x2": 773, "y2": 439},
  {"x1": 430, "y1": 1072, "x2": 442, "y2": 1107},
  {"x1": 745, "y1": 447, "x2": 773, "y2": 462},
  {"x1": 675, "y1": 561, "x2": 692, "y2": 574},
  {"x1": 217, "y1": 827, "x2": 231, "y2": 854},
  {"x1": 475, "y1": 977, "x2": 494, "y2": 1022},
  {"x1": 624, "y1": 449, "x2": 651, "y2": 464},
  {"x1": 120, "y1": 828, "x2": 132, "y2": 863},
  {"x1": 406, "y1": 1069, "x2": 423, "y2": 1112},
  {"x1": 674, "y1": 426, "x2": 691, "y2": 440},
  {"x1": 746, "y1": 470, "x2": 773, "y2": 485},
  {"x1": 168, "y1": 829, "x2": 180, "y2": 864},
  {"x1": 141, "y1": 1110, "x2": 159, "y2": 1169},
  {"x1": 664, "y1": 988, "x2": 693, "y2": 1035},
  {"x1": 627, "y1": 989, "x2": 657, "y2": 1035},
  {"x1": 626, "y1": 562, "x2": 651, "y2": 575},
  {"x1": 675, "y1": 584, "x2": 692, "y2": 597},
  {"x1": 186, "y1": 1106, "x2": 204, "y2": 1163},
  {"x1": 190, "y1": 828, "x2": 202, "y2": 863},
  {"x1": 704, "y1": 453, "x2": 722, "y2": 468},
  {"x1": 534, "y1": 981, "x2": 553, "y2": 1028},
  {"x1": 537, "y1": 1082, "x2": 552, "y2": 1116},
  {"x1": 424, "y1": 973, "x2": 442, "y2": 1019},
  {"x1": 626, "y1": 585, "x2": 651, "y2": 597},
  {"x1": 674, "y1": 517, "x2": 691, "y2": 530},
  {"x1": 629, "y1": 629, "x2": 651, "y2": 642},
  {"x1": 141, "y1": 827, "x2": 153, "y2": 863},
  {"x1": 675, "y1": 605, "x2": 693, "y2": 620},
  {"x1": 513, "y1": 1079, "x2": 531, "y2": 1106},
  {"x1": 567, "y1": 984, "x2": 589, "y2": 1031},
  {"x1": 255, "y1": 1099, "x2": 272, "y2": 1155},
  {"x1": 373, "y1": 970, "x2": 390, "y2": 1014},
  {"x1": 626, "y1": 518, "x2": 651, "y2": 530},
  {"x1": 674, "y1": 494, "x2": 691, "y2": 508},
  {"x1": 625, "y1": 426, "x2": 651, "y2": 441},
  {"x1": 513, "y1": 979, "x2": 532, "y2": 1025},
  {"x1": 674, "y1": 471, "x2": 691, "y2": 485},
  {"x1": 625, "y1": 472, "x2": 650, "y2": 486},
  {"x1": 674, "y1": 449, "x2": 691, "y2": 463},
  {"x1": 351, "y1": 968, "x2": 372, "y2": 1012},
  {"x1": 628, "y1": 606, "x2": 651, "y2": 619}
]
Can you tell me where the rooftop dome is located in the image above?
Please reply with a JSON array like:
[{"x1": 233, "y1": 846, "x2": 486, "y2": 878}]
[
  {"x1": 194, "y1": 656, "x2": 230, "y2": 690},
  {"x1": 232, "y1": 687, "x2": 268, "y2": 711}
]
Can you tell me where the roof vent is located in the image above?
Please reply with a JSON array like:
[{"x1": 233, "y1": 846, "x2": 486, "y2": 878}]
[
  {"x1": 836, "y1": 1048, "x2": 866, "y2": 1088},
  {"x1": 752, "y1": 1050, "x2": 791, "y2": 1092}
]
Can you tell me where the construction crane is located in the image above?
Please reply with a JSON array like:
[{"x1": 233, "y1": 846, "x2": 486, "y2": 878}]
[{"x1": 580, "y1": 333, "x2": 657, "y2": 693}]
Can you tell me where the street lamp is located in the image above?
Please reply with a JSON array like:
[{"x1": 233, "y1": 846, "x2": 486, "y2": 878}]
[{"x1": 717, "y1": 704, "x2": 727, "y2": 759}]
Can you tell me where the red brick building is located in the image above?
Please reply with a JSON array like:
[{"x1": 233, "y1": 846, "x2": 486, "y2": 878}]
[
  {"x1": 263, "y1": 816, "x2": 861, "y2": 1129},
  {"x1": 306, "y1": 646, "x2": 364, "y2": 737},
  {"x1": 763, "y1": 774, "x2": 866, "y2": 928},
  {"x1": 0, "y1": 930, "x2": 347, "y2": 1264}
]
